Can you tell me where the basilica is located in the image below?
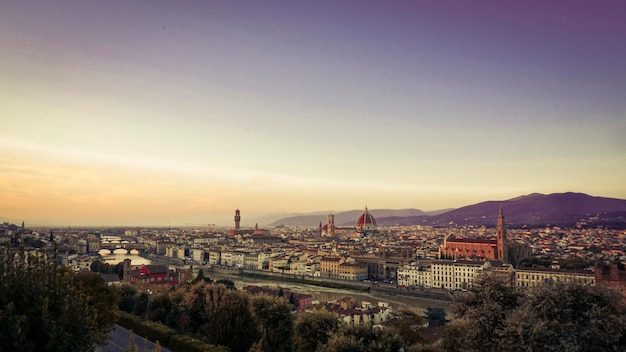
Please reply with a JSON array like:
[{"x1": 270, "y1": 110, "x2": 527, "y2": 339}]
[
  {"x1": 320, "y1": 207, "x2": 379, "y2": 237},
  {"x1": 439, "y1": 208, "x2": 508, "y2": 262}
]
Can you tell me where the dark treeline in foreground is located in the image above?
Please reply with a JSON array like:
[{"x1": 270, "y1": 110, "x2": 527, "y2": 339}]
[
  {"x1": 1, "y1": 243, "x2": 625, "y2": 352},
  {"x1": 0, "y1": 245, "x2": 119, "y2": 351},
  {"x1": 443, "y1": 275, "x2": 626, "y2": 352}
]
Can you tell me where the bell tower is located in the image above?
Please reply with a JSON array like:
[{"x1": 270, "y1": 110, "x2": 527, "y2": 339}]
[
  {"x1": 234, "y1": 208, "x2": 241, "y2": 232},
  {"x1": 496, "y1": 207, "x2": 508, "y2": 262},
  {"x1": 327, "y1": 213, "x2": 335, "y2": 237}
]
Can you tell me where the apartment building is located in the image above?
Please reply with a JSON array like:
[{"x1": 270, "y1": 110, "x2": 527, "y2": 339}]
[{"x1": 515, "y1": 268, "x2": 595, "y2": 288}]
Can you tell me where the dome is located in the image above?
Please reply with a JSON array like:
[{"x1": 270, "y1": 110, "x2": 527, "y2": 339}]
[{"x1": 356, "y1": 207, "x2": 377, "y2": 232}]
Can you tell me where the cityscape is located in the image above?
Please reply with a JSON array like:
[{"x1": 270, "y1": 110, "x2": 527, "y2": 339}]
[
  {"x1": 2, "y1": 195, "x2": 625, "y2": 350},
  {"x1": 2, "y1": 1, "x2": 626, "y2": 351}
]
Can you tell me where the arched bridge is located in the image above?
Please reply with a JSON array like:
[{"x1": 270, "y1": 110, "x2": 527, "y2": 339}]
[{"x1": 99, "y1": 241, "x2": 144, "y2": 253}]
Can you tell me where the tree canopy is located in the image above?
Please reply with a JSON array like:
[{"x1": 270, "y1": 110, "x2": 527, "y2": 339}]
[
  {"x1": 293, "y1": 310, "x2": 341, "y2": 352},
  {"x1": 443, "y1": 274, "x2": 626, "y2": 352},
  {"x1": 0, "y1": 245, "x2": 117, "y2": 351}
]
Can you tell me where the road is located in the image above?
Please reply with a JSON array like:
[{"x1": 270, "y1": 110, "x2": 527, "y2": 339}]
[{"x1": 97, "y1": 325, "x2": 171, "y2": 352}]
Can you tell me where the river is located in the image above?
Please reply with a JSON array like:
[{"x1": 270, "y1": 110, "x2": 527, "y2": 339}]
[
  {"x1": 209, "y1": 273, "x2": 454, "y2": 315},
  {"x1": 98, "y1": 249, "x2": 151, "y2": 266},
  {"x1": 95, "y1": 249, "x2": 454, "y2": 315}
]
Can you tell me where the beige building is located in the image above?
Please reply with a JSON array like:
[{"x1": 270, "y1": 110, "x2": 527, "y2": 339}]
[
  {"x1": 515, "y1": 268, "x2": 595, "y2": 288},
  {"x1": 431, "y1": 260, "x2": 490, "y2": 290},
  {"x1": 397, "y1": 263, "x2": 431, "y2": 287},
  {"x1": 338, "y1": 262, "x2": 369, "y2": 281},
  {"x1": 320, "y1": 256, "x2": 343, "y2": 278}
]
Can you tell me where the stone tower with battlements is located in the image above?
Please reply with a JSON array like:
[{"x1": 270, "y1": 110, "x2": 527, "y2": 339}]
[{"x1": 496, "y1": 207, "x2": 508, "y2": 262}]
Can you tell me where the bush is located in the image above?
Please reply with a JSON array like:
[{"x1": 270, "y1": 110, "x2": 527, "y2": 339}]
[{"x1": 117, "y1": 311, "x2": 226, "y2": 352}]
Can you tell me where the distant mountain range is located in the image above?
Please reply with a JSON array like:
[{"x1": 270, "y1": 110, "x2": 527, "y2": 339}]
[
  {"x1": 268, "y1": 208, "x2": 451, "y2": 227},
  {"x1": 269, "y1": 193, "x2": 626, "y2": 229}
]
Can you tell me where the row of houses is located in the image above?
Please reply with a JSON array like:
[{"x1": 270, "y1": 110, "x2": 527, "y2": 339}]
[{"x1": 398, "y1": 259, "x2": 596, "y2": 290}]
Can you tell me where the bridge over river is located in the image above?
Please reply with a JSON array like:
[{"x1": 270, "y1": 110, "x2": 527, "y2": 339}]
[{"x1": 99, "y1": 241, "x2": 144, "y2": 254}]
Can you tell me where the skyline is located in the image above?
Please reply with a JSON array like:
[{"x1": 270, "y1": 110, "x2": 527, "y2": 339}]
[{"x1": 1, "y1": 1, "x2": 625, "y2": 226}]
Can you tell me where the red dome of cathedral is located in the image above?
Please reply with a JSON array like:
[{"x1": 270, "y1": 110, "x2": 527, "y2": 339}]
[{"x1": 356, "y1": 207, "x2": 377, "y2": 231}]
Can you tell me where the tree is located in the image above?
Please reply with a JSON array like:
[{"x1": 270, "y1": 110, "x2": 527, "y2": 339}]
[
  {"x1": 72, "y1": 271, "x2": 120, "y2": 340},
  {"x1": 250, "y1": 294, "x2": 294, "y2": 352},
  {"x1": 382, "y1": 309, "x2": 428, "y2": 346},
  {"x1": 443, "y1": 274, "x2": 626, "y2": 352},
  {"x1": 293, "y1": 310, "x2": 341, "y2": 352},
  {"x1": 192, "y1": 269, "x2": 212, "y2": 284},
  {"x1": 0, "y1": 244, "x2": 110, "y2": 351},
  {"x1": 201, "y1": 289, "x2": 260, "y2": 352},
  {"x1": 182, "y1": 282, "x2": 260, "y2": 351},
  {"x1": 215, "y1": 278, "x2": 235, "y2": 290},
  {"x1": 320, "y1": 325, "x2": 403, "y2": 352},
  {"x1": 423, "y1": 307, "x2": 448, "y2": 327},
  {"x1": 126, "y1": 333, "x2": 138, "y2": 352},
  {"x1": 149, "y1": 293, "x2": 173, "y2": 324},
  {"x1": 289, "y1": 292, "x2": 297, "y2": 308},
  {"x1": 443, "y1": 274, "x2": 521, "y2": 352},
  {"x1": 500, "y1": 283, "x2": 626, "y2": 351},
  {"x1": 119, "y1": 283, "x2": 139, "y2": 313}
]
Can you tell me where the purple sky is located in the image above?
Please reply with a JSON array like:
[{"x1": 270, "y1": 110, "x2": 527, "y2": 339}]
[{"x1": 1, "y1": 1, "x2": 625, "y2": 225}]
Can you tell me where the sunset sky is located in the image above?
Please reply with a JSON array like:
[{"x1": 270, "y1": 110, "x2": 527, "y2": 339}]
[{"x1": 1, "y1": 1, "x2": 625, "y2": 226}]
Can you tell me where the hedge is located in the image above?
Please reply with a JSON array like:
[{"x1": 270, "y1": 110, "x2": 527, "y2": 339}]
[{"x1": 117, "y1": 311, "x2": 227, "y2": 352}]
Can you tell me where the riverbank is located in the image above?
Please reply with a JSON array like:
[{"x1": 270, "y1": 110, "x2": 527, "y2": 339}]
[
  {"x1": 209, "y1": 271, "x2": 455, "y2": 314},
  {"x1": 240, "y1": 270, "x2": 371, "y2": 292},
  {"x1": 138, "y1": 252, "x2": 185, "y2": 267},
  {"x1": 237, "y1": 269, "x2": 454, "y2": 302}
]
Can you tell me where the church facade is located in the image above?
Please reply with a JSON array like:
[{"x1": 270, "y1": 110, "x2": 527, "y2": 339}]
[{"x1": 439, "y1": 208, "x2": 508, "y2": 262}]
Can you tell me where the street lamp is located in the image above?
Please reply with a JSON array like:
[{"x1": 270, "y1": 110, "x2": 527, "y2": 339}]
[{"x1": 146, "y1": 289, "x2": 152, "y2": 321}]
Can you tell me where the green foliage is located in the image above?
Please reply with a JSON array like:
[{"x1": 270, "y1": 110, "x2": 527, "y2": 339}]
[
  {"x1": 0, "y1": 244, "x2": 110, "y2": 351},
  {"x1": 201, "y1": 289, "x2": 260, "y2": 352},
  {"x1": 250, "y1": 294, "x2": 294, "y2": 352},
  {"x1": 382, "y1": 309, "x2": 428, "y2": 346},
  {"x1": 133, "y1": 292, "x2": 151, "y2": 319},
  {"x1": 557, "y1": 257, "x2": 594, "y2": 270},
  {"x1": 501, "y1": 283, "x2": 626, "y2": 351},
  {"x1": 117, "y1": 311, "x2": 227, "y2": 352},
  {"x1": 289, "y1": 292, "x2": 297, "y2": 307},
  {"x1": 126, "y1": 332, "x2": 138, "y2": 352},
  {"x1": 444, "y1": 274, "x2": 522, "y2": 352},
  {"x1": 319, "y1": 325, "x2": 403, "y2": 352},
  {"x1": 119, "y1": 283, "x2": 139, "y2": 313},
  {"x1": 293, "y1": 310, "x2": 341, "y2": 352},
  {"x1": 443, "y1": 274, "x2": 626, "y2": 352},
  {"x1": 215, "y1": 278, "x2": 235, "y2": 289},
  {"x1": 516, "y1": 256, "x2": 551, "y2": 269},
  {"x1": 149, "y1": 293, "x2": 173, "y2": 324},
  {"x1": 90, "y1": 259, "x2": 125, "y2": 279},
  {"x1": 191, "y1": 269, "x2": 212, "y2": 284},
  {"x1": 182, "y1": 282, "x2": 260, "y2": 351},
  {"x1": 168, "y1": 333, "x2": 227, "y2": 352},
  {"x1": 423, "y1": 307, "x2": 448, "y2": 327},
  {"x1": 73, "y1": 271, "x2": 120, "y2": 337}
]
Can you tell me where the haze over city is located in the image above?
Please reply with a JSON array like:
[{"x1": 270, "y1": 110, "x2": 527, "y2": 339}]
[{"x1": 1, "y1": 1, "x2": 625, "y2": 226}]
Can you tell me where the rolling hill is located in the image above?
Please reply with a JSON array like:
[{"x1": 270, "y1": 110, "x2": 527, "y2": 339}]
[
  {"x1": 269, "y1": 193, "x2": 626, "y2": 228},
  {"x1": 268, "y1": 208, "x2": 449, "y2": 227}
]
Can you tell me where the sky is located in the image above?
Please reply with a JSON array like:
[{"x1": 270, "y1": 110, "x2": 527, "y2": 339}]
[{"x1": 1, "y1": 1, "x2": 625, "y2": 226}]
